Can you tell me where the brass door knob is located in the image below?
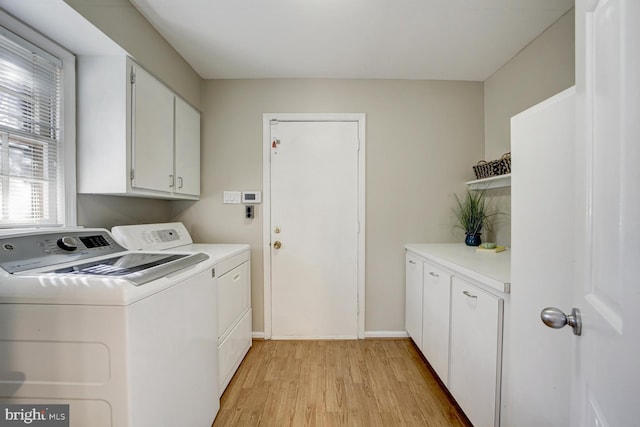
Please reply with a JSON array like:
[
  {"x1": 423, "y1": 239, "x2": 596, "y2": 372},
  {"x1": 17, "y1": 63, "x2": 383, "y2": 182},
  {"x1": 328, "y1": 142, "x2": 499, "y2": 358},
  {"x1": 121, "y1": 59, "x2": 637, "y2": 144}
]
[{"x1": 273, "y1": 241, "x2": 282, "y2": 249}]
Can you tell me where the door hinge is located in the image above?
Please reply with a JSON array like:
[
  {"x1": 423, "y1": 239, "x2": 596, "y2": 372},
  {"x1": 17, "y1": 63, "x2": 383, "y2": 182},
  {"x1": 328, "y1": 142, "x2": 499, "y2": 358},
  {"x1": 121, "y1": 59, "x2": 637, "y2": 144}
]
[
  {"x1": 129, "y1": 169, "x2": 135, "y2": 180},
  {"x1": 356, "y1": 137, "x2": 360, "y2": 152},
  {"x1": 130, "y1": 69, "x2": 136, "y2": 84}
]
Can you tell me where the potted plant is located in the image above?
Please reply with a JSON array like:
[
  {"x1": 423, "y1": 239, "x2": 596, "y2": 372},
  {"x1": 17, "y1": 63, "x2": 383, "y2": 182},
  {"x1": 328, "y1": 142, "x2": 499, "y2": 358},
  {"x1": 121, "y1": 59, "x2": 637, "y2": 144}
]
[{"x1": 452, "y1": 190, "x2": 499, "y2": 246}]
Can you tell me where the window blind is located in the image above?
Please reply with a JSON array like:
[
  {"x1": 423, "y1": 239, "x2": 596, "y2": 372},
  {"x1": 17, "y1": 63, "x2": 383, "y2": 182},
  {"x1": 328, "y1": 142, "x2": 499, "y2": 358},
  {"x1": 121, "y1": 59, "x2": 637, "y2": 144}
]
[{"x1": 0, "y1": 26, "x2": 63, "y2": 226}]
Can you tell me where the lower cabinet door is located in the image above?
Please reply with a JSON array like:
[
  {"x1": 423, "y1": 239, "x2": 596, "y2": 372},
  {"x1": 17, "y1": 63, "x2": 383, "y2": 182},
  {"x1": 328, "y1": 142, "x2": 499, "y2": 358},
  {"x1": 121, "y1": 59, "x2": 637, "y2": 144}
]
[
  {"x1": 405, "y1": 252, "x2": 424, "y2": 348},
  {"x1": 449, "y1": 277, "x2": 504, "y2": 427},
  {"x1": 421, "y1": 261, "x2": 451, "y2": 385}
]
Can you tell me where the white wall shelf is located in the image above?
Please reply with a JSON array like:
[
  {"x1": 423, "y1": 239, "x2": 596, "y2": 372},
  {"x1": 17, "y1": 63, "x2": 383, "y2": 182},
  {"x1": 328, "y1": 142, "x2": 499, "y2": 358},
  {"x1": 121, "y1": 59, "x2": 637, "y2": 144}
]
[{"x1": 466, "y1": 173, "x2": 511, "y2": 190}]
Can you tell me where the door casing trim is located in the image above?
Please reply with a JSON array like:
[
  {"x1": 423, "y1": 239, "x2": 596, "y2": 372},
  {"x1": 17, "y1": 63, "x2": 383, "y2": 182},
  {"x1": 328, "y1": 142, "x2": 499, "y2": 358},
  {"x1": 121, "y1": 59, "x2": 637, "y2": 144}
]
[{"x1": 262, "y1": 113, "x2": 366, "y2": 339}]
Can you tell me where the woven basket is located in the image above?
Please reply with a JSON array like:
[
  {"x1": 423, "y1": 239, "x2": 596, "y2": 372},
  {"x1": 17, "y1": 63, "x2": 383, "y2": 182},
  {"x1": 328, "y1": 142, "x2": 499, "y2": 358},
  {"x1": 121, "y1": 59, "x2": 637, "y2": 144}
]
[
  {"x1": 472, "y1": 152, "x2": 511, "y2": 179},
  {"x1": 472, "y1": 160, "x2": 494, "y2": 179},
  {"x1": 501, "y1": 152, "x2": 511, "y2": 174}
]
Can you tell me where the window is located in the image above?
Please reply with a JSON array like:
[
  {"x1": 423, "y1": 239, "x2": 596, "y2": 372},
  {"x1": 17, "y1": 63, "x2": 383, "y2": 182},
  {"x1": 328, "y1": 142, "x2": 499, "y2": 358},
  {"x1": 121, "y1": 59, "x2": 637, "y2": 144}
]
[{"x1": 0, "y1": 12, "x2": 75, "y2": 228}]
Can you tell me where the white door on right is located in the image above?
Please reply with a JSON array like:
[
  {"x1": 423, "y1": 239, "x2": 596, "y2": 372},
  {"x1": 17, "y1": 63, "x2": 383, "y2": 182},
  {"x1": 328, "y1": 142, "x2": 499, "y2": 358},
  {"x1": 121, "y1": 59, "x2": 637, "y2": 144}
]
[
  {"x1": 572, "y1": 0, "x2": 640, "y2": 425},
  {"x1": 508, "y1": 1, "x2": 640, "y2": 426}
]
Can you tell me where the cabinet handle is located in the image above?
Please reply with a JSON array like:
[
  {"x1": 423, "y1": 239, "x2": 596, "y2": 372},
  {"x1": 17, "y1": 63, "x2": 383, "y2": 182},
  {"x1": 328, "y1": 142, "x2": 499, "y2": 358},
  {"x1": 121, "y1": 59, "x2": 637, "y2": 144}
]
[
  {"x1": 429, "y1": 271, "x2": 439, "y2": 278},
  {"x1": 408, "y1": 260, "x2": 416, "y2": 265},
  {"x1": 178, "y1": 176, "x2": 184, "y2": 189},
  {"x1": 169, "y1": 174, "x2": 175, "y2": 188},
  {"x1": 463, "y1": 290, "x2": 477, "y2": 299}
]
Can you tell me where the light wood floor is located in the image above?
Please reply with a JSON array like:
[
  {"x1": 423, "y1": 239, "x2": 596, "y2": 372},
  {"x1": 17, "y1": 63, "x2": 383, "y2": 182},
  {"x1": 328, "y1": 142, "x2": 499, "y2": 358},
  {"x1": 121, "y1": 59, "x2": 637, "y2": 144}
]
[{"x1": 212, "y1": 339, "x2": 471, "y2": 426}]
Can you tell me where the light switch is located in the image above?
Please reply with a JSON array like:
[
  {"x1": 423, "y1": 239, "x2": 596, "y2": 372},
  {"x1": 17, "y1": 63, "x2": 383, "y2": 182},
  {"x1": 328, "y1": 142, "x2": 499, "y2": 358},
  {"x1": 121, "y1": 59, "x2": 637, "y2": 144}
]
[{"x1": 223, "y1": 191, "x2": 241, "y2": 204}]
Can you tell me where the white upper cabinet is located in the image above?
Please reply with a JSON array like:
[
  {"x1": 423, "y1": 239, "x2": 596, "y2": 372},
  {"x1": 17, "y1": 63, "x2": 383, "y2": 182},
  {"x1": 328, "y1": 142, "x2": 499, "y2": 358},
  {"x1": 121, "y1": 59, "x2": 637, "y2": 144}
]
[
  {"x1": 131, "y1": 64, "x2": 175, "y2": 194},
  {"x1": 174, "y1": 97, "x2": 201, "y2": 197},
  {"x1": 77, "y1": 56, "x2": 200, "y2": 200}
]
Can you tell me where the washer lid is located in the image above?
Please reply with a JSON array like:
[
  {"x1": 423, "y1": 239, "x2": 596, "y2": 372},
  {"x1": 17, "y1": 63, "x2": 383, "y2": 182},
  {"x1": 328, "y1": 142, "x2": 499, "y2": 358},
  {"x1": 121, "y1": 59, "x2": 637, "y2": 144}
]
[{"x1": 44, "y1": 252, "x2": 210, "y2": 286}]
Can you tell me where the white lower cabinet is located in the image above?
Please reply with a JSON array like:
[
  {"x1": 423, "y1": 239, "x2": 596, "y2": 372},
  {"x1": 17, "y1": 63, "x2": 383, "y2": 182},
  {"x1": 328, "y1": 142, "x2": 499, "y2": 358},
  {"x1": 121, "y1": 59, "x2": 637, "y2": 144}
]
[
  {"x1": 405, "y1": 244, "x2": 509, "y2": 427},
  {"x1": 449, "y1": 277, "x2": 503, "y2": 427},
  {"x1": 421, "y1": 261, "x2": 452, "y2": 385},
  {"x1": 405, "y1": 253, "x2": 424, "y2": 349}
]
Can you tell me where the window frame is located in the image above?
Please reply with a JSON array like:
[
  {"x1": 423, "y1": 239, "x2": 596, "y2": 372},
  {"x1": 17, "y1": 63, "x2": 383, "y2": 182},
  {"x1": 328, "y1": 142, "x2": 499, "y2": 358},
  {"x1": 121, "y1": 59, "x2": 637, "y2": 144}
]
[{"x1": 0, "y1": 9, "x2": 76, "y2": 228}]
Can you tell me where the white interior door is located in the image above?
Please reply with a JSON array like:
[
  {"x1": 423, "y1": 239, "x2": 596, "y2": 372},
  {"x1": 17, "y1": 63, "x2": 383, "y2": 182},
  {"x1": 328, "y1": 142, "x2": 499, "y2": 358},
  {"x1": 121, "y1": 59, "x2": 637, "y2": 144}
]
[
  {"x1": 509, "y1": 2, "x2": 640, "y2": 426},
  {"x1": 267, "y1": 118, "x2": 361, "y2": 339},
  {"x1": 573, "y1": 0, "x2": 640, "y2": 425}
]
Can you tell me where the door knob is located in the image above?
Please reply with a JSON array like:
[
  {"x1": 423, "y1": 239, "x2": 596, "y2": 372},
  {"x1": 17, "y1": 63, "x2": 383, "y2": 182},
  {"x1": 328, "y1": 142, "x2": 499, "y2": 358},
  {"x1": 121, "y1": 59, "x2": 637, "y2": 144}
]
[
  {"x1": 540, "y1": 307, "x2": 582, "y2": 336},
  {"x1": 273, "y1": 241, "x2": 282, "y2": 249}
]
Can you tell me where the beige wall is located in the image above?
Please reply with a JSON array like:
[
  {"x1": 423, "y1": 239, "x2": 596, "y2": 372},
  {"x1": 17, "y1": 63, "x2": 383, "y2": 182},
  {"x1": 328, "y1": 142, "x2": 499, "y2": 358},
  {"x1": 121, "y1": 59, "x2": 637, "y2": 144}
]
[
  {"x1": 171, "y1": 79, "x2": 484, "y2": 333},
  {"x1": 77, "y1": 195, "x2": 172, "y2": 228},
  {"x1": 62, "y1": 0, "x2": 204, "y2": 228},
  {"x1": 482, "y1": 9, "x2": 575, "y2": 247},
  {"x1": 63, "y1": 0, "x2": 202, "y2": 109},
  {"x1": 484, "y1": 9, "x2": 575, "y2": 160}
]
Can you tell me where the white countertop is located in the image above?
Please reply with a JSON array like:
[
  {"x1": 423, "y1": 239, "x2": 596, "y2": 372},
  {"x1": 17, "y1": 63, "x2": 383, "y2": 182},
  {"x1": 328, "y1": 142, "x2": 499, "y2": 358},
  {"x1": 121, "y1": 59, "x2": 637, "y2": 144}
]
[{"x1": 405, "y1": 243, "x2": 511, "y2": 294}]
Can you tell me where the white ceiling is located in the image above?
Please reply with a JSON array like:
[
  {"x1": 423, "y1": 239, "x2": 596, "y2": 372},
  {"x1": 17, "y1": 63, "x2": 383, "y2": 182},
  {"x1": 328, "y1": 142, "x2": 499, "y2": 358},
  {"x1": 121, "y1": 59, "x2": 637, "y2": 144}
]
[{"x1": 129, "y1": 0, "x2": 573, "y2": 81}]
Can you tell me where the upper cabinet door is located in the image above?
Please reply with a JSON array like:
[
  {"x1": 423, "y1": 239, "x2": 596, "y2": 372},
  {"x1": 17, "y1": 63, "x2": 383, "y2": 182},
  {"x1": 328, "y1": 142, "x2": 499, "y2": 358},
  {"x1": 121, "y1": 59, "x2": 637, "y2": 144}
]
[
  {"x1": 131, "y1": 64, "x2": 174, "y2": 193},
  {"x1": 174, "y1": 97, "x2": 201, "y2": 197}
]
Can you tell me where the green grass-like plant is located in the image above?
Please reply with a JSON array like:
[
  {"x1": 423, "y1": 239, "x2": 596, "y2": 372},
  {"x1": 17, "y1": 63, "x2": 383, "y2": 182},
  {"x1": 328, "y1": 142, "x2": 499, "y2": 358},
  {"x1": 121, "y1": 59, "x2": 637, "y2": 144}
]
[{"x1": 452, "y1": 190, "x2": 499, "y2": 236}]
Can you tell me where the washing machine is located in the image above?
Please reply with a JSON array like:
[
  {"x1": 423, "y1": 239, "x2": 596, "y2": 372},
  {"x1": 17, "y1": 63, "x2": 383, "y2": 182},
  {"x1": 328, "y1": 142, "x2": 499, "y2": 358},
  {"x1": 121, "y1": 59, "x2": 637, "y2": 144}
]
[{"x1": 0, "y1": 227, "x2": 219, "y2": 427}]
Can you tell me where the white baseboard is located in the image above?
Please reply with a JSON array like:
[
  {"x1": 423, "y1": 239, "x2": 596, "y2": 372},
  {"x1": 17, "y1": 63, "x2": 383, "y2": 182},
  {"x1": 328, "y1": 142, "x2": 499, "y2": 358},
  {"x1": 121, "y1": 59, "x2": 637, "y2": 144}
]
[
  {"x1": 364, "y1": 331, "x2": 410, "y2": 338},
  {"x1": 251, "y1": 331, "x2": 409, "y2": 339}
]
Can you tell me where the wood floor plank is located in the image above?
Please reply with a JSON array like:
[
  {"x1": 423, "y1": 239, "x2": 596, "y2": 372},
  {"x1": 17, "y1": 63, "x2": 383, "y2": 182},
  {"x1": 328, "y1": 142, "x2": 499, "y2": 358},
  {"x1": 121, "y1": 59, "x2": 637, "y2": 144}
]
[{"x1": 212, "y1": 339, "x2": 471, "y2": 427}]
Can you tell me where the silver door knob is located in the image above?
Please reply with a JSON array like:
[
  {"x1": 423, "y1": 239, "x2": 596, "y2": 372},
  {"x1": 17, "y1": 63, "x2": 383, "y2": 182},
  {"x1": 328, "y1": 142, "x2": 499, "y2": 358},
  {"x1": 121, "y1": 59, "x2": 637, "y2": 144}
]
[{"x1": 540, "y1": 307, "x2": 582, "y2": 336}]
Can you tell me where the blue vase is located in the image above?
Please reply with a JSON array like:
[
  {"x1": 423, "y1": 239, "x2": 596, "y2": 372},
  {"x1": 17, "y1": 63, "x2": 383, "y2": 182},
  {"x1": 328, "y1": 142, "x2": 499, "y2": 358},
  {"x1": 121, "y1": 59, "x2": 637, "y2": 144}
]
[{"x1": 465, "y1": 233, "x2": 482, "y2": 246}]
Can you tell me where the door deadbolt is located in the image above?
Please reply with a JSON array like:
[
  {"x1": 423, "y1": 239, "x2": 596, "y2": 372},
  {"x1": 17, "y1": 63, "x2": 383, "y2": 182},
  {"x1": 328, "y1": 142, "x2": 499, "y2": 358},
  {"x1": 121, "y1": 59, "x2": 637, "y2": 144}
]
[{"x1": 274, "y1": 226, "x2": 281, "y2": 234}]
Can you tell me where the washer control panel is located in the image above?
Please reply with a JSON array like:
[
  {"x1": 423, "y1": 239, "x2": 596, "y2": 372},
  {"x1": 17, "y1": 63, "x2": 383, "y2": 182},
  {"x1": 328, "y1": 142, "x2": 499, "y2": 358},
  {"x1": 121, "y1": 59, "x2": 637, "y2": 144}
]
[
  {"x1": 111, "y1": 222, "x2": 192, "y2": 251},
  {"x1": 57, "y1": 236, "x2": 79, "y2": 251},
  {"x1": 0, "y1": 229, "x2": 126, "y2": 273}
]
